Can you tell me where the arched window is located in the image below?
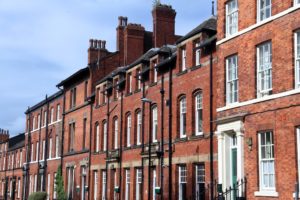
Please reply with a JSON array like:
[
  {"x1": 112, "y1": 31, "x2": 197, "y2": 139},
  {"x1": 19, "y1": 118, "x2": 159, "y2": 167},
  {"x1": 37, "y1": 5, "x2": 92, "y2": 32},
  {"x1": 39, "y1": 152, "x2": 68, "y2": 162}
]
[
  {"x1": 179, "y1": 96, "x2": 187, "y2": 138},
  {"x1": 113, "y1": 117, "x2": 118, "y2": 150},
  {"x1": 95, "y1": 123, "x2": 100, "y2": 152},
  {"x1": 135, "y1": 110, "x2": 142, "y2": 145},
  {"x1": 126, "y1": 113, "x2": 132, "y2": 147},
  {"x1": 152, "y1": 105, "x2": 158, "y2": 142},
  {"x1": 194, "y1": 91, "x2": 203, "y2": 135}
]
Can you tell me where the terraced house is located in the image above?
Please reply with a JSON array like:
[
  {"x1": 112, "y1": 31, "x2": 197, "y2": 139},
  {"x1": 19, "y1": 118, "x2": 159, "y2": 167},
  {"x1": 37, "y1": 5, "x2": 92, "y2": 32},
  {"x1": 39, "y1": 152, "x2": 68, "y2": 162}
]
[{"x1": 1, "y1": 1, "x2": 300, "y2": 200}]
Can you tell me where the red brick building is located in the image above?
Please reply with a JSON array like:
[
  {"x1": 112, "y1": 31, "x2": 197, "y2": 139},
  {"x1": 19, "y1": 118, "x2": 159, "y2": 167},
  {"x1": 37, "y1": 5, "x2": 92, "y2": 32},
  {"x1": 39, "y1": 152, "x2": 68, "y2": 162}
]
[{"x1": 216, "y1": 0, "x2": 300, "y2": 199}]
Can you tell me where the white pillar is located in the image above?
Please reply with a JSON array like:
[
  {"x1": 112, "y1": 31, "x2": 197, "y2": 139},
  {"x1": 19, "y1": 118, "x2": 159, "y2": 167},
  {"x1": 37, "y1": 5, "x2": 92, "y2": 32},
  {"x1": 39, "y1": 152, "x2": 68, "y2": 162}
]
[
  {"x1": 216, "y1": 131, "x2": 224, "y2": 186},
  {"x1": 236, "y1": 129, "x2": 244, "y2": 196}
]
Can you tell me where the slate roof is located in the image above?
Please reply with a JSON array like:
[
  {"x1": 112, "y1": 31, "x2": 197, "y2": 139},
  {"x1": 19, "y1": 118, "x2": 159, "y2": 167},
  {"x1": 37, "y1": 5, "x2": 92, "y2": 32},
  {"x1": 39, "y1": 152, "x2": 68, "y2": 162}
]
[
  {"x1": 8, "y1": 133, "x2": 25, "y2": 151},
  {"x1": 176, "y1": 16, "x2": 217, "y2": 44}
]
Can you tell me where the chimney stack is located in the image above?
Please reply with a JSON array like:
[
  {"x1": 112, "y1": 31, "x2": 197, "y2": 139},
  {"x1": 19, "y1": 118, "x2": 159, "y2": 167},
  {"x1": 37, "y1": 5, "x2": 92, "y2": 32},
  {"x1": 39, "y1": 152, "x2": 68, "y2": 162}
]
[
  {"x1": 0, "y1": 128, "x2": 9, "y2": 143},
  {"x1": 88, "y1": 39, "x2": 109, "y2": 65},
  {"x1": 152, "y1": 4, "x2": 176, "y2": 47}
]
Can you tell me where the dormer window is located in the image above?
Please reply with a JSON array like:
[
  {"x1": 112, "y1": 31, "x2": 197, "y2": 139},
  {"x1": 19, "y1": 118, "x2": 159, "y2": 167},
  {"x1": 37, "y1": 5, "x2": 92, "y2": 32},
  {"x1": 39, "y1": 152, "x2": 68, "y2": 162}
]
[
  {"x1": 127, "y1": 73, "x2": 133, "y2": 94},
  {"x1": 136, "y1": 69, "x2": 141, "y2": 90},
  {"x1": 102, "y1": 84, "x2": 107, "y2": 104},
  {"x1": 195, "y1": 41, "x2": 201, "y2": 66},
  {"x1": 96, "y1": 87, "x2": 101, "y2": 106},
  {"x1": 114, "y1": 79, "x2": 119, "y2": 99}
]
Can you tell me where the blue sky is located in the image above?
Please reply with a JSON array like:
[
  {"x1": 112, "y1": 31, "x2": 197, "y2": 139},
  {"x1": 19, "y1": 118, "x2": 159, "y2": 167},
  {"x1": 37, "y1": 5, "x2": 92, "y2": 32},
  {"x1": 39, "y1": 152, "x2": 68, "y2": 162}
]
[{"x1": 0, "y1": 0, "x2": 213, "y2": 135}]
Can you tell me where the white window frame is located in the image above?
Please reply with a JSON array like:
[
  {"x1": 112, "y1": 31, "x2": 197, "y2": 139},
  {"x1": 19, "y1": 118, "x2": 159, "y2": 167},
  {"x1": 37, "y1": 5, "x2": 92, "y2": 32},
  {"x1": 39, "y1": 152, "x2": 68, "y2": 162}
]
[
  {"x1": 50, "y1": 108, "x2": 54, "y2": 123},
  {"x1": 102, "y1": 171, "x2": 106, "y2": 200},
  {"x1": 9, "y1": 179, "x2": 12, "y2": 198},
  {"x1": 258, "y1": 131, "x2": 276, "y2": 191},
  {"x1": 136, "y1": 169, "x2": 142, "y2": 200},
  {"x1": 129, "y1": 73, "x2": 133, "y2": 93},
  {"x1": 181, "y1": 47, "x2": 187, "y2": 71},
  {"x1": 295, "y1": 31, "x2": 300, "y2": 88},
  {"x1": 33, "y1": 116, "x2": 36, "y2": 130},
  {"x1": 103, "y1": 121, "x2": 107, "y2": 151},
  {"x1": 42, "y1": 140, "x2": 46, "y2": 161},
  {"x1": 31, "y1": 143, "x2": 34, "y2": 162},
  {"x1": 49, "y1": 138, "x2": 52, "y2": 159},
  {"x1": 17, "y1": 178, "x2": 21, "y2": 198},
  {"x1": 35, "y1": 142, "x2": 39, "y2": 162},
  {"x1": 37, "y1": 114, "x2": 41, "y2": 129},
  {"x1": 137, "y1": 111, "x2": 142, "y2": 145},
  {"x1": 20, "y1": 150, "x2": 23, "y2": 167},
  {"x1": 154, "y1": 63, "x2": 158, "y2": 83},
  {"x1": 179, "y1": 165, "x2": 187, "y2": 200},
  {"x1": 55, "y1": 136, "x2": 59, "y2": 158},
  {"x1": 195, "y1": 42, "x2": 201, "y2": 66},
  {"x1": 125, "y1": 169, "x2": 130, "y2": 200},
  {"x1": 195, "y1": 164, "x2": 205, "y2": 197},
  {"x1": 127, "y1": 115, "x2": 132, "y2": 147},
  {"x1": 195, "y1": 92, "x2": 203, "y2": 135},
  {"x1": 67, "y1": 168, "x2": 74, "y2": 199},
  {"x1": 257, "y1": 42, "x2": 272, "y2": 98},
  {"x1": 295, "y1": 0, "x2": 300, "y2": 5},
  {"x1": 257, "y1": 0, "x2": 272, "y2": 22},
  {"x1": 297, "y1": 128, "x2": 300, "y2": 191},
  {"x1": 94, "y1": 171, "x2": 98, "y2": 200},
  {"x1": 96, "y1": 124, "x2": 100, "y2": 152},
  {"x1": 226, "y1": 55, "x2": 239, "y2": 104},
  {"x1": 47, "y1": 174, "x2": 51, "y2": 200},
  {"x1": 152, "y1": 106, "x2": 158, "y2": 142},
  {"x1": 34, "y1": 174, "x2": 37, "y2": 192},
  {"x1": 152, "y1": 169, "x2": 157, "y2": 200},
  {"x1": 226, "y1": 0, "x2": 238, "y2": 36},
  {"x1": 179, "y1": 97, "x2": 187, "y2": 138},
  {"x1": 114, "y1": 118, "x2": 119, "y2": 149},
  {"x1": 56, "y1": 104, "x2": 60, "y2": 120},
  {"x1": 44, "y1": 111, "x2": 47, "y2": 127}
]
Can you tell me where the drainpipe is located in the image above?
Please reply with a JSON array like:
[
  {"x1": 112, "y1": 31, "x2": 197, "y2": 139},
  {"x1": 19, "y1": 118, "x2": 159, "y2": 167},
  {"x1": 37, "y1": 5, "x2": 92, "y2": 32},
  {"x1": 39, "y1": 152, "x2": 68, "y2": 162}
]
[
  {"x1": 147, "y1": 102, "x2": 152, "y2": 200},
  {"x1": 160, "y1": 74, "x2": 165, "y2": 199},
  {"x1": 43, "y1": 96, "x2": 50, "y2": 191},
  {"x1": 87, "y1": 96, "x2": 93, "y2": 200},
  {"x1": 60, "y1": 89, "x2": 66, "y2": 171},
  {"x1": 24, "y1": 109, "x2": 32, "y2": 200},
  {"x1": 105, "y1": 93, "x2": 110, "y2": 200},
  {"x1": 141, "y1": 80, "x2": 145, "y2": 200},
  {"x1": 168, "y1": 63, "x2": 173, "y2": 200},
  {"x1": 209, "y1": 47, "x2": 214, "y2": 200},
  {"x1": 119, "y1": 91, "x2": 124, "y2": 200},
  {"x1": 37, "y1": 104, "x2": 43, "y2": 190}
]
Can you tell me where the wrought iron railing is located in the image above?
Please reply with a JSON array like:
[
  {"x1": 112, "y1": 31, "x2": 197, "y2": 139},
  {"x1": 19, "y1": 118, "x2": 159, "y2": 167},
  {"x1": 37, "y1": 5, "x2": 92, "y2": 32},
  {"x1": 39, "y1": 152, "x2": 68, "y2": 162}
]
[{"x1": 216, "y1": 178, "x2": 247, "y2": 200}]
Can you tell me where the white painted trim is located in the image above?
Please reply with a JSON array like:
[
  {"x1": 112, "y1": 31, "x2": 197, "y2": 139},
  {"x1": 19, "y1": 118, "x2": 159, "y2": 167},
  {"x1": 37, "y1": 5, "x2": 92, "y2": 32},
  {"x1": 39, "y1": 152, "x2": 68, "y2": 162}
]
[
  {"x1": 217, "y1": 5, "x2": 300, "y2": 46},
  {"x1": 217, "y1": 88, "x2": 300, "y2": 112},
  {"x1": 254, "y1": 191, "x2": 279, "y2": 197},
  {"x1": 47, "y1": 157, "x2": 61, "y2": 161},
  {"x1": 25, "y1": 120, "x2": 62, "y2": 135}
]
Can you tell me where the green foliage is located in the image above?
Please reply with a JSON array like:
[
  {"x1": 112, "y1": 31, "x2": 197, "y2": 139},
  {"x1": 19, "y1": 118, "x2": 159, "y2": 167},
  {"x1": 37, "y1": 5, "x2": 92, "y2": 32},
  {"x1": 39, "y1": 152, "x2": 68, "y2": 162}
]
[
  {"x1": 28, "y1": 192, "x2": 47, "y2": 200},
  {"x1": 55, "y1": 165, "x2": 67, "y2": 200}
]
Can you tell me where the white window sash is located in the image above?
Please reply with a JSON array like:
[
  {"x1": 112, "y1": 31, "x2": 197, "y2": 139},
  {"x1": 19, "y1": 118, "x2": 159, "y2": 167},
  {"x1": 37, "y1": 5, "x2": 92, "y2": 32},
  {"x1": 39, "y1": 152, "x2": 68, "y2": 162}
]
[
  {"x1": 182, "y1": 48, "x2": 186, "y2": 71},
  {"x1": 47, "y1": 174, "x2": 51, "y2": 200},
  {"x1": 179, "y1": 166, "x2": 187, "y2": 200},
  {"x1": 57, "y1": 105, "x2": 60, "y2": 120},
  {"x1": 226, "y1": 55, "x2": 239, "y2": 104},
  {"x1": 180, "y1": 98, "x2": 187, "y2": 138},
  {"x1": 42, "y1": 140, "x2": 46, "y2": 161},
  {"x1": 152, "y1": 169, "x2": 156, "y2": 200},
  {"x1": 257, "y1": 0, "x2": 272, "y2": 21},
  {"x1": 102, "y1": 171, "x2": 106, "y2": 200},
  {"x1": 226, "y1": 0, "x2": 238, "y2": 36},
  {"x1": 36, "y1": 142, "x2": 39, "y2": 162},
  {"x1": 55, "y1": 136, "x2": 59, "y2": 157},
  {"x1": 297, "y1": 128, "x2": 300, "y2": 190},
  {"x1": 257, "y1": 43, "x2": 272, "y2": 97},
  {"x1": 295, "y1": 32, "x2": 300, "y2": 88},
  {"x1": 94, "y1": 171, "x2": 98, "y2": 200},
  {"x1": 54, "y1": 173, "x2": 57, "y2": 199},
  {"x1": 195, "y1": 43, "x2": 201, "y2": 66},
  {"x1": 103, "y1": 122, "x2": 107, "y2": 151},
  {"x1": 136, "y1": 169, "x2": 142, "y2": 200},
  {"x1": 96, "y1": 124, "x2": 100, "y2": 152},
  {"x1": 114, "y1": 119, "x2": 119, "y2": 149},
  {"x1": 49, "y1": 138, "x2": 52, "y2": 159},
  {"x1": 125, "y1": 170, "x2": 130, "y2": 200},
  {"x1": 195, "y1": 93, "x2": 203, "y2": 135},
  {"x1": 137, "y1": 112, "x2": 142, "y2": 145},
  {"x1": 127, "y1": 116, "x2": 131, "y2": 147},
  {"x1": 152, "y1": 107, "x2": 158, "y2": 142},
  {"x1": 51, "y1": 108, "x2": 54, "y2": 123}
]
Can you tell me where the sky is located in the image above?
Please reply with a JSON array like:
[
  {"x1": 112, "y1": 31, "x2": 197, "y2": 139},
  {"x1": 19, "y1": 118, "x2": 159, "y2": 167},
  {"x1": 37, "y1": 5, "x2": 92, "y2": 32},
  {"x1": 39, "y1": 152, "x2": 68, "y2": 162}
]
[{"x1": 0, "y1": 0, "x2": 213, "y2": 136}]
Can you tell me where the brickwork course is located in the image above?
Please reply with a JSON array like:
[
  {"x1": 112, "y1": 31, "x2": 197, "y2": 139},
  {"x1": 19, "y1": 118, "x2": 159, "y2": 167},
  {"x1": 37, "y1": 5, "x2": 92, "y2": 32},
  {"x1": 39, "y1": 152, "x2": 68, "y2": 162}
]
[{"x1": 0, "y1": 1, "x2": 299, "y2": 200}]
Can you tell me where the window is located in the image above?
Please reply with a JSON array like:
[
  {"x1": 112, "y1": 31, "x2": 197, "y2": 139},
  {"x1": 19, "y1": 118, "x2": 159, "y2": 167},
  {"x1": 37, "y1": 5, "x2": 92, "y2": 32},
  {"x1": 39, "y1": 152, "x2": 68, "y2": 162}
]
[
  {"x1": 195, "y1": 42, "x2": 201, "y2": 66},
  {"x1": 9, "y1": 179, "x2": 12, "y2": 197},
  {"x1": 17, "y1": 178, "x2": 21, "y2": 198},
  {"x1": 29, "y1": 175, "x2": 32, "y2": 194},
  {"x1": 34, "y1": 174, "x2": 37, "y2": 192},
  {"x1": 50, "y1": 108, "x2": 54, "y2": 123},
  {"x1": 258, "y1": 131, "x2": 275, "y2": 191},
  {"x1": 20, "y1": 150, "x2": 23, "y2": 167},
  {"x1": 103, "y1": 84, "x2": 107, "y2": 104},
  {"x1": 42, "y1": 140, "x2": 45, "y2": 160},
  {"x1": 84, "y1": 81, "x2": 88, "y2": 100},
  {"x1": 257, "y1": 42, "x2": 272, "y2": 97},
  {"x1": 97, "y1": 87, "x2": 101, "y2": 105},
  {"x1": 102, "y1": 171, "x2": 106, "y2": 200},
  {"x1": 179, "y1": 97, "x2": 187, "y2": 138},
  {"x1": 136, "y1": 169, "x2": 142, "y2": 200},
  {"x1": 47, "y1": 174, "x2": 51, "y2": 200},
  {"x1": 136, "y1": 111, "x2": 142, "y2": 145},
  {"x1": 226, "y1": 0, "x2": 238, "y2": 36},
  {"x1": 195, "y1": 164, "x2": 205, "y2": 198},
  {"x1": 295, "y1": 31, "x2": 300, "y2": 88},
  {"x1": 36, "y1": 142, "x2": 39, "y2": 161},
  {"x1": 37, "y1": 114, "x2": 41, "y2": 129},
  {"x1": 31, "y1": 143, "x2": 34, "y2": 162},
  {"x1": 297, "y1": 128, "x2": 300, "y2": 191},
  {"x1": 95, "y1": 123, "x2": 100, "y2": 152},
  {"x1": 181, "y1": 47, "x2": 187, "y2": 71},
  {"x1": 258, "y1": 0, "x2": 271, "y2": 21},
  {"x1": 54, "y1": 173, "x2": 57, "y2": 199},
  {"x1": 128, "y1": 73, "x2": 133, "y2": 93},
  {"x1": 55, "y1": 135, "x2": 59, "y2": 158},
  {"x1": 152, "y1": 169, "x2": 157, "y2": 200},
  {"x1": 69, "y1": 122, "x2": 75, "y2": 152},
  {"x1": 94, "y1": 171, "x2": 98, "y2": 200},
  {"x1": 43, "y1": 111, "x2": 47, "y2": 127},
  {"x1": 127, "y1": 114, "x2": 132, "y2": 147},
  {"x1": 83, "y1": 118, "x2": 87, "y2": 150},
  {"x1": 114, "y1": 118, "x2": 118, "y2": 149},
  {"x1": 33, "y1": 116, "x2": 36, "y2": 130},
  {"x1": 296, "y1": 0, "x2": 300, "y2": 5},
  {"x1": 56, "y1": 104, "x2": 60, "y2": 121},
  {"x1": 179, "y1": 166, "x2": 187, "y2": 200},
  {"x1": 103, "y1": 121, "x2": 107, "y2": 151},
  {"x1": 195, "y1": 92, "x2": 203, "y2": 135},
  {"x1": 125, "y1": 169, "x2": 130, "y2": 200},
  {"x1": 136, "y1": 68, "x2": 142, "y2": 90},
  {"x1": 48, "y1": 138, "x2": 52, "y2": 159},
  {"x1": 226, "y1": 55, "x2": 238, "y2": 103},
  {"x1": 152, "y1": 106, "x2": 158, "y2": 142},
  {"x1": 152, "y1": 62, "x2": 158, "y2": 83},
  {"x1": 70, "y1": 88, "x2": 76, "y2": 109},
  {"x1": 67, "y1": 167, "x2": 74, "y2": 199}
]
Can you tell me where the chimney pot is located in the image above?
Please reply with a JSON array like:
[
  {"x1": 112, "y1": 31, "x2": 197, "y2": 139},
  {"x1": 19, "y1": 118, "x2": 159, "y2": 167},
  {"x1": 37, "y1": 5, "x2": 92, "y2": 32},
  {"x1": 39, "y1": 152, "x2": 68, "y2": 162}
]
[
  {"x1": 102, "y1": 40, "x2": 106, "y2": 49},
  {"x1": 97, "y1": 40, "x2": 102, "y2": 49},
  {"x1": 89, "y1": 39, "x2": 93, "y2": 48}
]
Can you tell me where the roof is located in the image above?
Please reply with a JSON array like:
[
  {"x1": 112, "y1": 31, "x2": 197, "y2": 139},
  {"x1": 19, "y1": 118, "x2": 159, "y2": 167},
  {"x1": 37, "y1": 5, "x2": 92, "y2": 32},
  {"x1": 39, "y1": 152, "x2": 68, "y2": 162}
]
[
  {"x1": 56, "y1": 67, "x2": 90, "y2": 87},
  {"x1": 195, "y1": 35, "x2": 217, "y2": 49},
  {"x1": 96, "y1": 66, "x2": 127, "y2": 85},
  {"x1": 25, "y1": 90, "x2": 63, "y2": 114},
  {"x1": 176, "y1": 16, "x2": 217, "y2": 44},
  {"x1": 8, "y1": 133, "x2": 25, "y2": 151},
  {"x1": 126, "y1": 48, "x2": 160, "y2": 69}
]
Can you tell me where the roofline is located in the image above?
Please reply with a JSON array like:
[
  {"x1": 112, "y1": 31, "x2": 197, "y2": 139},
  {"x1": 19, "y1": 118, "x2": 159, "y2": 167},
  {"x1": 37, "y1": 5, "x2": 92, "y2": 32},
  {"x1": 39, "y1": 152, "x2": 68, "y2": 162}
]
[{"x1": 56, "y1": 67, "x2": 89, "y2": 88}]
